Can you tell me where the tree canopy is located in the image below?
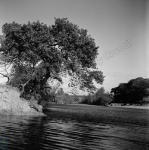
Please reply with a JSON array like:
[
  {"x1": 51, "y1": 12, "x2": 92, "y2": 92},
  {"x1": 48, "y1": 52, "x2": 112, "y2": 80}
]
[
  {"x1": 0, "y1": 18, "x2": 104, "y2": 99},
  {"x1": 111, "y1": 77, "x2": 149, "y2": 104}
]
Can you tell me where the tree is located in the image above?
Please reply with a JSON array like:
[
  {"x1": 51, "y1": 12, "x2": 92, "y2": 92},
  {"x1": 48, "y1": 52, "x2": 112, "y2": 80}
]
[
  {"x1": 111, "y1": 77, "x2": 149, "y2": 104},
  {"x1": 93, "y1": 87, "x2": 112, "y2": 106},
  {"x1": 0, "y1": 35, "x2": 11, "y2": 83},
  {"x1": 110, "y1": 83, "x2": 128, "y2": 103},
  {"x1": 93, "y1": 94, "x2": 112, "y2": 106},
  {"x1": 0, "y1": 18, "x2": 104, "y2": 100},
  {"x1": 95, "y1": 87, "x2": 105, "y2": 99},
  {"x1": 81, "y1": 87, "x2": 113, "y2": 106}
]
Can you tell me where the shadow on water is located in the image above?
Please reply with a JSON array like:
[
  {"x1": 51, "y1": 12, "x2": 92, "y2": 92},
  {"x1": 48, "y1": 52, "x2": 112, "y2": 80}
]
[{"x1": 0, "y1": 106, "x2": 149, "y2": 150}]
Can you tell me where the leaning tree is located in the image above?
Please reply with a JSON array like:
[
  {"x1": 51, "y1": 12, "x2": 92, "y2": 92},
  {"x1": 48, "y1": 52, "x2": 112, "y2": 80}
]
[{"x1": 0, "y1": 18, "x2": 104, "y2": 100}]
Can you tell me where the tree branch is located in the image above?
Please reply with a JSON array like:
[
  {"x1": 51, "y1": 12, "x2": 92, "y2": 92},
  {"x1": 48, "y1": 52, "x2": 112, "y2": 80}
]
[
  {"x1": 19, "y1": 79, "x2": 30, "y2": 98},
  {"x1": 0, "y1": 72, "x2": 10, "y2": 82}
]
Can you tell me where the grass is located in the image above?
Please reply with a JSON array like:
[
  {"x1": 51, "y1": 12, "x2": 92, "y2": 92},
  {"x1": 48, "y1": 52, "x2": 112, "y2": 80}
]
[
  {"x1": 111, "y1": 104, "x2": 149, "y2": 109},
  {"x1": 43, "y1": 104, "x2": 149, "y2": 126}
]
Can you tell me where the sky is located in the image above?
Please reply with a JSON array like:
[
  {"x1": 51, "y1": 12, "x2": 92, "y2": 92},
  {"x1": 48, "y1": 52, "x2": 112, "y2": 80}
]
[{"x1": 0, "y1": 0, "x2": 149, "y2": 93}]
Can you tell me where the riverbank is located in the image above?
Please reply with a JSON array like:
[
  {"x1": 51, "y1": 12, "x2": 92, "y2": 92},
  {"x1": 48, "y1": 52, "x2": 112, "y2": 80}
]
[{"x1": 0, "y1": 84, "x2": 45, "y2": 116}]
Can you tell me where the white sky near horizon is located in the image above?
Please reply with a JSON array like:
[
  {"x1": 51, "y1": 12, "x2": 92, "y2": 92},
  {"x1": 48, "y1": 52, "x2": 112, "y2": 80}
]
[{"x1": 0, "y1": 0, "x2": 149, "y2": 94}]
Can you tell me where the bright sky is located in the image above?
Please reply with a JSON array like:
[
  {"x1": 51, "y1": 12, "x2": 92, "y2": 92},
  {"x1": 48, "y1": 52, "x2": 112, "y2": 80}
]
[{"x1": 0, "y1": 0, "x2": 149, "y2": 93}]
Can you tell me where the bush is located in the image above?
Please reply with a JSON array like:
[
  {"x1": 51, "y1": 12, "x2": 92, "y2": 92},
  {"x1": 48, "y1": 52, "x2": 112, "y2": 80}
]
[
  {"x1": 93, "y1": 94, "x2": 112, "y2": 106},
  {"x1": 141, "y1": 96, "x2": 149, "y2": 105},
  {"x1": 81, "y1": 94, "x2": 94, "y2": 104}
]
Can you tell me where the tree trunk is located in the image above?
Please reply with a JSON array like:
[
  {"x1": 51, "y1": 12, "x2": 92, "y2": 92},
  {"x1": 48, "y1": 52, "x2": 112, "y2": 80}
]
[{"x1": 19, "y1": 71, "x2": 51, "y2": 100}]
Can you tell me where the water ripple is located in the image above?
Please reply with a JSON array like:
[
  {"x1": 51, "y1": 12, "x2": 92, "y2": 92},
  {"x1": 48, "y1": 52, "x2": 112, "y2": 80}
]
[{"x1": 0, "y1": 107, "x2": 149, "y2": 150}]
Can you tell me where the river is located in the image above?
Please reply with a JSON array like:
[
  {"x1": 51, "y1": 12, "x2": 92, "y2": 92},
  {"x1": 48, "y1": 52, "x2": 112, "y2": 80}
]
[{"x1": 0, "y1": 105, "x2": 149, "y2": 150}]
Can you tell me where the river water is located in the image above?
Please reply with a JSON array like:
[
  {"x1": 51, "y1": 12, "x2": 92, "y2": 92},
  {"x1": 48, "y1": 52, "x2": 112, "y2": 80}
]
[{"x1": 0, "y1": 106, "x2": 149, "y2": 150}]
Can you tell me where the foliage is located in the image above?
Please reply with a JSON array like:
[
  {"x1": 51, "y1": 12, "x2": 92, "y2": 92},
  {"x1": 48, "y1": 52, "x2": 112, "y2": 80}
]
[
  {"x1": 95, "y1": 87, "x2": 105, "y2": 99},
  {"x1": 54, "y1": 88, "x2": 80, "y2": 104},
  {"x1": 81, "y1": 87, "x2": 113, "y2": 106},
  {"x1": 111, "y1": 77, "x2": 149, "y2": 104},
  {"x1": 142, "y1": 96, "x2": 149, "y2": 104},
  {"x1": 93, "y1": 93, "x2": 113, "y2": 106},
  {"x1": 81, "y1": 94, "x2": 94, "y2": 105},
  {"x1": 0, "y1": 18, "x2": 104, "y2": 100}
]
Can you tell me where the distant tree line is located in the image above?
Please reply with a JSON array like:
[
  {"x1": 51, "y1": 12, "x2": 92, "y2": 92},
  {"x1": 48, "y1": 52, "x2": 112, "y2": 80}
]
[
  {"x1": 36, "y1": 77, "x2": 149, "y2": 107},
  {"x1": 38, "y1": 86, "x2": 81, "y2": 107},
  {"x1": 111, "y1": 77, "x2": 149, "y2": 105},
  {"x1": 81, "y1": 87, "x2": 113, "y2": 106},
  {"x1": 39, "y1": 86, "x2": 113, "y2": 107}
]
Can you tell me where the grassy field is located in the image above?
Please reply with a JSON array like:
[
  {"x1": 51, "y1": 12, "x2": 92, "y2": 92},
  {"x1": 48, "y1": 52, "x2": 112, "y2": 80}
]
[{"x1": 43, "y1": 104, "x2": 149, "y2": 126}]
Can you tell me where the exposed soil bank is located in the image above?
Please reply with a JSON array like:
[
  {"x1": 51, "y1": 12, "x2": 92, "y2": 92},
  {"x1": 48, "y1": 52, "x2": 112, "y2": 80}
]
[{"x1": 0, "y1": 84, "x2": 45, "y2": 116}]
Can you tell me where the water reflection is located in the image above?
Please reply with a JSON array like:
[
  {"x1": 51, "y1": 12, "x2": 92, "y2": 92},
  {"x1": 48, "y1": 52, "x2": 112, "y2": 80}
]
[{"x1": 0, "y1": 112, "x2": 149, "y2": 150}]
